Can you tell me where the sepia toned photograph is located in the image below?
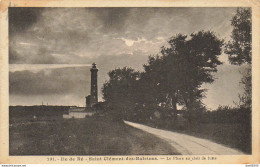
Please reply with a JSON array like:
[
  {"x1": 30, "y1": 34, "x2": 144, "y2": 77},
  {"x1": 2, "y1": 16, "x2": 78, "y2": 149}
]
[{"x1": 7, "y1": 7, "x2": 253, "y2": 156}]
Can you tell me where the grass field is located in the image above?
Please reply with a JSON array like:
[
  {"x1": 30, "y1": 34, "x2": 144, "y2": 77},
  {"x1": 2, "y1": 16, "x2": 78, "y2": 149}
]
[{"x1": 9, "y1": 116, "x2": 180, "y2": 155}]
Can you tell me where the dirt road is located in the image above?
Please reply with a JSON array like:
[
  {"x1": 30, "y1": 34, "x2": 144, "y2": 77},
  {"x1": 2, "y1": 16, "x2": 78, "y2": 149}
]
[{"x1": 124, "y1": 121, "x2": 244, "y2": 155}]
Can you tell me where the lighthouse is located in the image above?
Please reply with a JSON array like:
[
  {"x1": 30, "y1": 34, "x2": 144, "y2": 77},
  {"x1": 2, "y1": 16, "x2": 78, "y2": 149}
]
[{"x1": 86, "y1": 63, "x2": 98, "y2": 108}]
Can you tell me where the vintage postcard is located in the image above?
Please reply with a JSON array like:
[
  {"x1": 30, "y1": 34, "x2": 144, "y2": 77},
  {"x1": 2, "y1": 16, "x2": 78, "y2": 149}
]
[{"x1": 0, "y1": 0, "x2": 259, "y2": 164}]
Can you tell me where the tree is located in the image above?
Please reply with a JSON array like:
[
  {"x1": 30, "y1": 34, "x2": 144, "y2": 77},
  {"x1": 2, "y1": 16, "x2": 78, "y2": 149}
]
[
  {"x1": 141, "y1": 54, "x2": 178, "y2": 119},
  {"x1": 225, "y1": 8, "x2": 252, "y2": 65},
  {"x1": 174, "y1": 31, "x2": 223, "y2": 119},
  {"x1": 238, "y1": 69, "x2": 251, "y2": 108},
  {"x1": 225, "y1": 8, "x2": 252, "y2": 108},
  {"x1": 143, "y1": 31, "x2": 223, "y2": 121},
  {"x1": 102, "y1": 67, "x2": 140, "y2": 120},
  {"x1": 102, "y1": 31, "x2": 223, "y2": 122}
]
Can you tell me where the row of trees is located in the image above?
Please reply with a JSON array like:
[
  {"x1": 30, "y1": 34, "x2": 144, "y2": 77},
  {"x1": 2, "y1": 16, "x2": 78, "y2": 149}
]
[{"x1": 102, "y1": 8, "x2": 252, "y2": 122}]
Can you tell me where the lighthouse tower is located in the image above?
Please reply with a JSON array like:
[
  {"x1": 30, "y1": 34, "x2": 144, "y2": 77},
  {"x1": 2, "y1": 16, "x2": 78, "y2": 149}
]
[
  {"x1": 86, "y1": 63, "x2": 98, "y2": 108},
  {"x1": 90, "y1": 62, "x2": 98, "y2": 106}
]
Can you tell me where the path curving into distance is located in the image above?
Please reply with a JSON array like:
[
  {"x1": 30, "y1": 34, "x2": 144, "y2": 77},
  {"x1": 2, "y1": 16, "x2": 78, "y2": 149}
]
[{"x1": 124, "y1": 121, "x2": 244, "y2": 155}]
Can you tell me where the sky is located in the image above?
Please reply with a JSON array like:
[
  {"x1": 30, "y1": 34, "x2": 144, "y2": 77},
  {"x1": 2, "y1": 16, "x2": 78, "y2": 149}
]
[{"x1": 9, "y1": 7, "x2": 249, "y2": 109}]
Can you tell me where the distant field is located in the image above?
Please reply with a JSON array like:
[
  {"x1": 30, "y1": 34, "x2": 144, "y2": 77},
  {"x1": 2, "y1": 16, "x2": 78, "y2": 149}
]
[{"x1": 9, "y1": 116, "x2": 180, "y2": 155}]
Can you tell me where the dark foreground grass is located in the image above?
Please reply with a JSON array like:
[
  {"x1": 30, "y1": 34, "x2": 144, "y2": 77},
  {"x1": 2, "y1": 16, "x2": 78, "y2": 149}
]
[
  {"x1": 144, "y1": 120, "x2": 251, "y2": 154},
  {"x1": 181, "y1": 123, "x2": 251, "y2": 154},
  {"x1": 9, "y1": 117, "x2": 179, "y2": 155}
]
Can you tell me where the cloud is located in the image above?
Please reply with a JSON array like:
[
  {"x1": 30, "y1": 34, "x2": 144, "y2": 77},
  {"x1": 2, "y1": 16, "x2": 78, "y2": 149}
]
[
  {"x1": 9, "y1": 67, "x2": 90, "y2": 96},
  {"x1": 9, "y1": 7, "x2": 44, "y2": 35},
  {"x1": 9, "y1": 46, "x2": 23, "y2": 64},
  {"x1": 91, "y1": 8, "x2": 131, "y2": 33},
  {"x1": 9, "y1": 52, "x2": 149, "y2": 105},
  {"x1": 9, "y1": 8, "x2": 237, "y2": 64},
  {"x1": 9, "y1": 64, "x2": 92, "y2": 72}
]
